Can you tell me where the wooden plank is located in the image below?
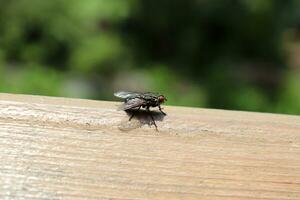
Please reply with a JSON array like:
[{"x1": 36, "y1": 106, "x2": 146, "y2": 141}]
[{"x1": 0, "y1": 93, "x2": 299, "y2": 200}]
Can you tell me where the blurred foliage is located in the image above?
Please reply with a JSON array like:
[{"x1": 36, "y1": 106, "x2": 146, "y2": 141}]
[{"x1": 0, "y1": 0, "x2": 299, "y2": 114}]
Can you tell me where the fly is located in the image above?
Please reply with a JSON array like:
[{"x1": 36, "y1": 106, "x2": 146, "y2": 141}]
[{"x1": 114, "y1": 91, "x2": 167, "y2": 129}]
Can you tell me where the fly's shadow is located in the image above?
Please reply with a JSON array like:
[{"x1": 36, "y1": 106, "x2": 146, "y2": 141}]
[{"x1": 118, "y1": 108, "x2": 166, "y2": 131}]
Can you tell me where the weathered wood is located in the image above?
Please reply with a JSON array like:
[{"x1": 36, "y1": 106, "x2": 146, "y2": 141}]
[{"x1": 0, "y1": 93, "x2": 299, "y2": 200}]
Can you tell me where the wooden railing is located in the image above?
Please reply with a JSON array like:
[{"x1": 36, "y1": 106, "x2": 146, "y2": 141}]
[{"x1": 0, "y1": 93, "x2": 299, "y2": 199}]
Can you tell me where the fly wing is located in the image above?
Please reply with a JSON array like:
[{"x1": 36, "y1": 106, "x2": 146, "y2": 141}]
[
  {"x1": 114, "y1": 91, "x2": 141, "y2": 99},
  {"x1": 118, "y1": 97, "x2": 146, "y2": 110}
]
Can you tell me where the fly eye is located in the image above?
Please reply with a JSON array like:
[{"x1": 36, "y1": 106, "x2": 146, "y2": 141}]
[{"x1": 158, "y1": 96, "x2": 166, "y2": 103}]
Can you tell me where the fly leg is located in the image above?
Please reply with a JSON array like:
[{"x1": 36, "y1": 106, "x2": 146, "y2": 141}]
[
  {"x1": 158, "y1": 105, "x2": 166, "y2": 115},
  {"x1": 147, "y1": 107, "x2": 157, "y2": 130},
  {"x1": 129, "y1": 106, "x2": 141, "y2": 121}
]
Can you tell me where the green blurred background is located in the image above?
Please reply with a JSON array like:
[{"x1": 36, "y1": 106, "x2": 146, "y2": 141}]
[{"x1": 0, "y1": 0, "x2": 300, "y2": 114}]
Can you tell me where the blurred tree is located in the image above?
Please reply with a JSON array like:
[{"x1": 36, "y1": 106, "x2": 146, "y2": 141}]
[
  {"x1": 0, "y1": 0, "x2": 131, "y2": 99},
  {"x1": 123, "y1": 0, "x2": 300, "y2": 112},
  {"x1": 0, "y1": 0, "x2": 299, "y2": 114}
]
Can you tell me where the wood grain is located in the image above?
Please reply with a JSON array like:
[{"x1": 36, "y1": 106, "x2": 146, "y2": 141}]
[{"x1": 0, "y1": 93, "x2": 299, "y2": 200}]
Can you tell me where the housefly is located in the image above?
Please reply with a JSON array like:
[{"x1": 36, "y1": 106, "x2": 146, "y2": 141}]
[{"x1": 114, "y1": 91, "x2": 167, "y2": 129}]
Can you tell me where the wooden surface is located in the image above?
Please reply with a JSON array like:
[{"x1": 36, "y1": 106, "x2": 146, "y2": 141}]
[{"x1": 0, "y1": 93, "x2": 300, "y2": 200}]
